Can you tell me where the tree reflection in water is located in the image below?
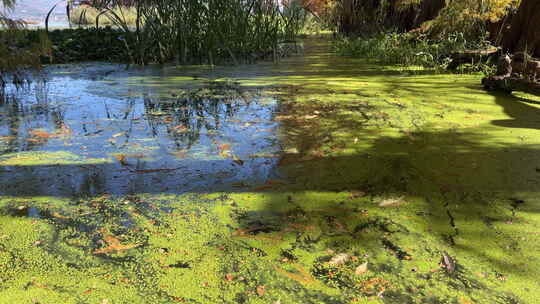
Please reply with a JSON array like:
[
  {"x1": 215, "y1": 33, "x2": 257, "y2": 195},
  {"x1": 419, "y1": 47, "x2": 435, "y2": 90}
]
[{"x1": 0, "y1": 78, "x2": 280, "y2": 196}]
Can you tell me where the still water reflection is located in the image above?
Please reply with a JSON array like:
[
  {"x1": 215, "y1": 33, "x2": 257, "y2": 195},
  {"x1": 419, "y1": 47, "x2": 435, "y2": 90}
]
[{"x1": 0, "y1": 69, "x2": 281, "y2": 196}]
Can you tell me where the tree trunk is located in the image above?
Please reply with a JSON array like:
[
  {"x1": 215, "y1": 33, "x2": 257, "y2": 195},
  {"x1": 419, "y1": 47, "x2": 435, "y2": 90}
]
[
  {"x1": 502, "y1": 0, "x2": 540, "y2": 57},
  {"x1": 413, "y1": 0, "x2": 446, "y2": 28}
]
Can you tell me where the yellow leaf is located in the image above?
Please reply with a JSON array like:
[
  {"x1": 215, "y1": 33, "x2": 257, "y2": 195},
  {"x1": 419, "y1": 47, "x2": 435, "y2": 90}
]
[{"x1": 355, "y1": 262, "x2": 369, "y2": 275}]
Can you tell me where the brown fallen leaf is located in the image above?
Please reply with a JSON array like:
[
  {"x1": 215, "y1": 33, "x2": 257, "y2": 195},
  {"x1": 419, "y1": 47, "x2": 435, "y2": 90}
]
[
  {"x1": 113, "y1": 154, "x2": 130, "y2": 166},
  {"x1": 52, "y1": 212, "x2": 69, "y2": 220},
  {"x1": 172, "y1": 125, "x2": 188, "y2": 133},
  {"x1": 83, "y1": 288, "x2": 96, "y2": 295},
  {"x1": 349, "y1": 190, "x2": 366, "y2": 199},
  {"x1": 328, "y1": 253, "x2": 350, "y2": 266},
  {"x1": 232, "y1": 155, "x2": 244, "y2": 166},
  {"x1": 218, "y1": 143, "x2": 231, "y2": 153},
  {"x1": 0, "y1": 136, "x2": 16, "y2": 141},
  {"x1": 170, "y1": 150, "x2": 188, "y2": 158},
  {"x1": 355, "y1": 262, "x2": 369, "y2": 275},
  {"x1": 441, "y1": 251, "x2": 455, "y2": 273},
  {"x1": 94, "y1": 235, "x2": 140, "y2": 254},
  {"x1": 274, "y1": 264, "x2": 316, "y2": 286},
  {"x1": 378, "y1": 197, "x2": 406, "y2": 207},
  {"x1": 29, "y1": 129, "x2": 56, "y2": 139},
  {"x1": 225, "y1": 274, "x2": 234, "y2": 282},
  {"x1": 30, "y1": 279, "x2": 49, "y2": 289},
  {"x1": 256, "y1": 285, "x2": 265, "y2": 296}
]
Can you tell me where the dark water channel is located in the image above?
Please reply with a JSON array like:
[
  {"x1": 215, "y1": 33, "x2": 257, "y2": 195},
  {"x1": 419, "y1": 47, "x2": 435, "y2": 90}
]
[{"x1": 0, "y1": 66, "x2": 281, "y2": 197}]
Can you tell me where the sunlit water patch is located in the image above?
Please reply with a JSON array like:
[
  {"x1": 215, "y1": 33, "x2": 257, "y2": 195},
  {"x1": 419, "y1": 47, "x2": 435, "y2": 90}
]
[{"x1": 0, "y1": 70, "x2": 281, "y2": 196}]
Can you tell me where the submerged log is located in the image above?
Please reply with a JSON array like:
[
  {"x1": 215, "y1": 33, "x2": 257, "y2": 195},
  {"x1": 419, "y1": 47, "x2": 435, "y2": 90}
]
[{"x1": 447, "y1": 47, "x2": 499, "y2": 70}]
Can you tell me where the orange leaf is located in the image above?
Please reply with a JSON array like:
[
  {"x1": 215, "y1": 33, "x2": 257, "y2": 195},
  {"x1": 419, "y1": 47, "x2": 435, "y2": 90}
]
[
  {"x1": 29, "y1": 129, "x2": 55, "y2": 139},
  {"x1": 94, "y1": 235, "x2": 140, "y2": 254}
]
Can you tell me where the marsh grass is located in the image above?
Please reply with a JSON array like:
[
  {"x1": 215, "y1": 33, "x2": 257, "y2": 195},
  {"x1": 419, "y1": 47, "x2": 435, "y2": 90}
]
[
  {"x1": 1, "y1": 3, "x2": 51, "y2": 90},
  {"x1": 72, "y1": 0, "x2": 306, "y2": 65},
  {"x1": 333, "y1": 31, "x2": 495, "y2": 73}
]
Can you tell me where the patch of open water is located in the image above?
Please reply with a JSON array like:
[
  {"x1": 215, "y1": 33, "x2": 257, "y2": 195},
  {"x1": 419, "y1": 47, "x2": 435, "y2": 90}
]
[{"x1": 0, "y1": 66, "x2": 282, "y2": 197}]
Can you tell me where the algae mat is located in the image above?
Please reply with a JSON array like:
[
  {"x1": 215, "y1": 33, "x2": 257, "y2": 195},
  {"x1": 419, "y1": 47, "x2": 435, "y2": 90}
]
[{"x1": 0, "y1": 38, "x2": 539, "y2": 303}]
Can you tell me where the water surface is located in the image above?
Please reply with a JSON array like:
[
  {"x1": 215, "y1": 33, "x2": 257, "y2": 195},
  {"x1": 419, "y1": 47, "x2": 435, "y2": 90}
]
[{"x1": 0, "y1": 66, "x2": 281, "y2": 196}]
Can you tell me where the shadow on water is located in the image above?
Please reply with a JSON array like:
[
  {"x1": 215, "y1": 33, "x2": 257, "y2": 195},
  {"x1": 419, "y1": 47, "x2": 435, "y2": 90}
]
[{"x1": 488, "y1": 91, "x2": 540, "y2": 130}]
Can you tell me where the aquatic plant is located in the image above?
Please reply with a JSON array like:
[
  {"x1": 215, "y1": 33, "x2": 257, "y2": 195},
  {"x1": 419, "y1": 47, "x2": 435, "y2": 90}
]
[
  {"x1": 333, "y1": 31, "x2": 495, "y2": 72},
  {"x1": 83, "y1": 0, "x2": 307, "y2": 64},
  {"x1": 0, "y1": 0, "x2": 51, "y2": 90}
]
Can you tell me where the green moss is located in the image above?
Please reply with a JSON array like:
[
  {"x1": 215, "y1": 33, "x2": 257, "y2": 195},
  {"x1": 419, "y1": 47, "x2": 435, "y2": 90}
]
[{"x1": 0, "y1": 151, "x2": 111, "y2": 166}]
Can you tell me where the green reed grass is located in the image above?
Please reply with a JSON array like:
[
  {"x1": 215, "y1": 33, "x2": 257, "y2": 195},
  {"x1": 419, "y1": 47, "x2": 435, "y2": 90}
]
[{"x1": 86, "y1": 0, "x2": 307, "y2": 65}]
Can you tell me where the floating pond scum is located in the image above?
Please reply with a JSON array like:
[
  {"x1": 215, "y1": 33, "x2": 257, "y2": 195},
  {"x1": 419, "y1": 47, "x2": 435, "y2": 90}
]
[{"x1": 0, "y1": 40, "x2": 539, "y2": 303}]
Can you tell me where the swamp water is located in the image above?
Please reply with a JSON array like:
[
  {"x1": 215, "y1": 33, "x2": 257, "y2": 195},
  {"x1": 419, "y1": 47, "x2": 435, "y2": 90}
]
[
  {"x1": 0, "y1": 40, "x2": 539, "y2": 303},
  {"x1": 0, "y1": 69, "x2": 281, "y2": 197}
]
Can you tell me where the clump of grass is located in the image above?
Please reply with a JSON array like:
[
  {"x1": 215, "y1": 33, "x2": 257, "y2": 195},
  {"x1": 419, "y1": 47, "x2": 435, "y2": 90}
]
[
  {"x1": 333, "y1": 31, "x2": 495, "y2": 73},
  {"x1": 91, "y1": 0, "x2": 306, "y2": 65}
]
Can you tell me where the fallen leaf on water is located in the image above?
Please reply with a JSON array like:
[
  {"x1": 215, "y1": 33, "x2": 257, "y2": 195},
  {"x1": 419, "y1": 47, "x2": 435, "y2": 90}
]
[
  {"x1": 232, "y1": 155, "x2": 244, "y2": 166},
  {"x1": 82, "y1": 288, "x2": 96, "y2": 295},
  {"x1": 94, "y1": 235, "x2": 140, "y2": 254},
  {"x1": 112, "y1": 132, "x2": 125, "y2": 138},
  {"x1": 378, "y1": 197, "x2": 406, "y2": 208},
  {"x1": 256, "y1": 285, "x2": 265, "y2": 296},
  {"x1": 170, "y1": 150, "x2": 188, "y2": 158},
  {"x1": 441, "y1": 251, "x2": 455, "y2": 273},
  {"x1": 355, "y1": 262, "x2": 369, "y2": 275},
  {"x1": 329, "y1": 253, "x2": 350, "y2": 266},
  {"x1": 113, "y1": 154, "x2": 130, "y2": 166},
  {"x1": 30, "y1": 279, "x2": 48, "y2": 289},
  {"x1": 218, "y1": 143, "x2": 231, "y2": 152},
  {"x1": 173, "y1": 125, "x2": 188, "y2": 133},
  {"x1": 458, "y1": 297, "x2": 474, "y2": 304},
  {"x1": 349, "y1": 190, "x2": 366, "y2": 199},
  {"x1": 0, "y1": 136, "x2": 16, "y2": 141},
  {"x1": 274, "y1": 264, "x2": 316, "y2": 285},
  {"x1": 29, "y1": 129, "x2": 55, "y2": 139},
  {"x1": 52, "y1": 212, "x2": 68, "y2": 220}
]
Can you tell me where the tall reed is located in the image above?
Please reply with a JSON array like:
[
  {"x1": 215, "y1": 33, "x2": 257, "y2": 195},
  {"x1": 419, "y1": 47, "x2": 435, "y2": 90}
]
[{"x1": 86, "y1": 0, "x2": 306, "y2": 65}]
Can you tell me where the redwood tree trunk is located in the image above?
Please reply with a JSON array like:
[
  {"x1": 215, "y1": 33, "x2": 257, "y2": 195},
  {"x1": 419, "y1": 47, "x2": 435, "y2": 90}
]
[
  {"x1": 502, "y1": 0, "x2": 540, "y2": 57},
  {"x1": 413, "y1": 0, "x2": 446, "y2": 28}
]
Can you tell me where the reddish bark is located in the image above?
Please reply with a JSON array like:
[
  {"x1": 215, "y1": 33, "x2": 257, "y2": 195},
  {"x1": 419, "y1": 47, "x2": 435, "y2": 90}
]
[{"x1": 502, "y1": 0, "x2": 540, "y2": 57}]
